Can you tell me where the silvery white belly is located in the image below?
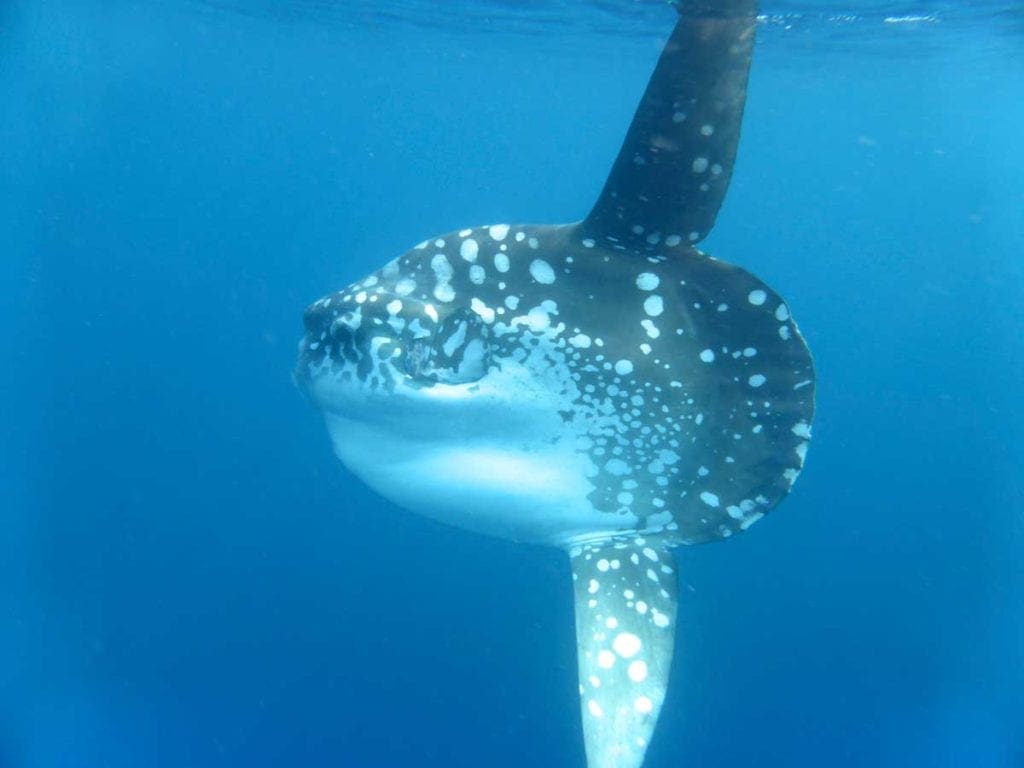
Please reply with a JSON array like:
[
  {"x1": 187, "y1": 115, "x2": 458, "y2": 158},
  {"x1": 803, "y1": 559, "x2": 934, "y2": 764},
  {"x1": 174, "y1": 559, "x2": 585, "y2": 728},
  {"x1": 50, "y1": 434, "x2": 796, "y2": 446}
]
[{"x1": 323, "y1": 413, "x2": 619, "y2": 546}]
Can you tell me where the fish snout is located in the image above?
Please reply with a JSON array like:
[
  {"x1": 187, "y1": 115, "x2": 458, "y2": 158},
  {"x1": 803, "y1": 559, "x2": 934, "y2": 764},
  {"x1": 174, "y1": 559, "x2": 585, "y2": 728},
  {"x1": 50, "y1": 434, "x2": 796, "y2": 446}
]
[
  {"x1": 302, "y1": 298, "x2": 337, "y2": 340},
  {"x1": 301, "y1": 295, "x2": 406, "y2": 367},
  {"x1": 303, "y1": 297, "x2": 367, "y2": 347}
]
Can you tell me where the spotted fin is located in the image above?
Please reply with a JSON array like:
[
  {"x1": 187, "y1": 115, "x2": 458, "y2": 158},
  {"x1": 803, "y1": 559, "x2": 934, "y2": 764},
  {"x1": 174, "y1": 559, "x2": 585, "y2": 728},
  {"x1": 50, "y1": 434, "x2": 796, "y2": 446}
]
[
  {"x1": 582, "y1": 0, "x2": 758, "y2": 248},
  {"x1": 570, "y1": 539, "x2": 678, "y2": 768}
]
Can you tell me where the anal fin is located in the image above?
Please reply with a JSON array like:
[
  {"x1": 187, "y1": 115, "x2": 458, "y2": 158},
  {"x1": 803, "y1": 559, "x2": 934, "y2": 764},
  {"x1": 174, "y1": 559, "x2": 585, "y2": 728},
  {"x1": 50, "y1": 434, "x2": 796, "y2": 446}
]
[{"x1": 570, "y1": 539, "x2": 678, "y2": 768}]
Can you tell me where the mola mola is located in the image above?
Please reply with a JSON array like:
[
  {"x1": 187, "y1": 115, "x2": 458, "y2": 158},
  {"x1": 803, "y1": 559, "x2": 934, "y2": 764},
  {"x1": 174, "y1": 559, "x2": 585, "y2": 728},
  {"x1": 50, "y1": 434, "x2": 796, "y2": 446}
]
[{"x1": 296, "y1": 0, "x2": 814, "y2": 765}]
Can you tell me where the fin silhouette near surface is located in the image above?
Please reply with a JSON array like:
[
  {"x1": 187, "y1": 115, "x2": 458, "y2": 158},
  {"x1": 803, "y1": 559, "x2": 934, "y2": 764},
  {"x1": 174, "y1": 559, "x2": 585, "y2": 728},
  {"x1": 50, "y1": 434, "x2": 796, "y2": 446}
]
[{"x1": 581, "y1": 0, "x2": 758, "y2": 249}]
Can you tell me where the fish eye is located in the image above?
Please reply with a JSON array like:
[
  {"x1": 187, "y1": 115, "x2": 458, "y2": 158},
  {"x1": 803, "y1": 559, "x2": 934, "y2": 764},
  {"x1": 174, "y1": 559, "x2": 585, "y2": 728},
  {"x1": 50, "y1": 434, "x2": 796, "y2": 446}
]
[{"x1": 402, "y1": 308, "x2": 491, "y2": 385}]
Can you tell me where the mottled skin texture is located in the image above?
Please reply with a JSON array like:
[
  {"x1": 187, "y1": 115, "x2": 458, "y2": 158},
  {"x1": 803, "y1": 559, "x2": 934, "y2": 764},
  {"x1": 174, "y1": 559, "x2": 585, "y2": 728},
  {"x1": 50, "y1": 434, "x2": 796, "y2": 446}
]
[
  {"x1": 297, "y1": 221, "x2": 813, "y2": 766},
  {"x1": 299, "y1": 223, "x2": 813, "y2": 545},
  {"x1": 295, "y1": 2, "x2": 814, "y2": 766}
]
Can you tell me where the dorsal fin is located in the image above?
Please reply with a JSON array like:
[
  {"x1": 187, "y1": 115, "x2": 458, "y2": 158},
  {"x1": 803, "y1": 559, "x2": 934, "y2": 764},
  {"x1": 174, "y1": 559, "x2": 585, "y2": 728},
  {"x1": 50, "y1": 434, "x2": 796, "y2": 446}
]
[{"x1": 581, "y1": 0, "x2": 758, "y2": 249}]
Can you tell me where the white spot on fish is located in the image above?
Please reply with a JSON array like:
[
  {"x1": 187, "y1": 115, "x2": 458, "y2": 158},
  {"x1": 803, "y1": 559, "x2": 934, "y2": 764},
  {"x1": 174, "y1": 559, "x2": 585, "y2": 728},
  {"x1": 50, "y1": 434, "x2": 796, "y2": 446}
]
[
  {"x1": 740, "y1": 513, "x2": 764, "y2": 530},
  {"x1": 699, "y1": 349, "x2": 715, "y2": 363},
  {"x1": 614, "y1": 360, "x2": 634, "y2": 376},
  {"x1": 628, "y1": 660, "x2": 648, "y2": 683},
  {"x1": 459, "y1": 238, "x2": 479, "y2": 262},
  {"x1": 526, "y1": 306, "x2": 551, "y2": 332},
  {"x1": 643, "y1": 295, "x2": 664, "y2": 317},
  {"x1": 748, "y1": 289, "x2": 767, "y2": 306},
  {"x1": 431, "y1": 253, "x2": 453, "y2": 280},
  {"x1": 470, "y1": 297, "x2": 495, "y2": 324},
  {"x1": 488, "y1": 224, "x2": 509, "y2": 241},
  {"x1": 529, "y1": 259, "x2": 555, "y2": 284},
  {"x1": 604, "y1": 459, "x2": 630, "y2": 476},
  {"x1": 613, "y1": 632, "x2": 642, "y2": 658},
  {"x1": 433, "y1": 283, "x2": 455, "y2": 303},
  {"x1": 636, "y1": 273, "x2": 659, "y2": 291},
  {"x1": 442, "y1": 322, "x2": 467, "y2": 356},
  {"x1": 700, "y1": 491, "x2": 720, "y2": 507}
]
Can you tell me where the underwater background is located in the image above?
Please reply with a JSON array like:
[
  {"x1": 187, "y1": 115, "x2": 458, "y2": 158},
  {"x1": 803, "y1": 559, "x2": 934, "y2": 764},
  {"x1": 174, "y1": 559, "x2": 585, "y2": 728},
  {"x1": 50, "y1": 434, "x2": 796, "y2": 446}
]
[{"x1": 2, "y1": 1, "x2": 1022, "y2": 765}]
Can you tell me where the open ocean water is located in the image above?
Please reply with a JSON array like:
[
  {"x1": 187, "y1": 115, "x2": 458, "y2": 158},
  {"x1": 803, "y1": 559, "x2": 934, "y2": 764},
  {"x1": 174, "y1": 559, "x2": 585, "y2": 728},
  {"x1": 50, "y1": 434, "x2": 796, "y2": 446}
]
[{"x1": 2, "y1": 0, "x2": 1022, "y2": 766}]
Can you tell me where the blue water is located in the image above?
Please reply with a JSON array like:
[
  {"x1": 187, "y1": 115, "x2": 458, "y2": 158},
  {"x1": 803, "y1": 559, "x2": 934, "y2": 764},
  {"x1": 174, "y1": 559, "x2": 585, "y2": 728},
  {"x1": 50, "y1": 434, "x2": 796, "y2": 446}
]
[{"x1": 2, "y1": 1, "x2": 1022, "y2": 766}]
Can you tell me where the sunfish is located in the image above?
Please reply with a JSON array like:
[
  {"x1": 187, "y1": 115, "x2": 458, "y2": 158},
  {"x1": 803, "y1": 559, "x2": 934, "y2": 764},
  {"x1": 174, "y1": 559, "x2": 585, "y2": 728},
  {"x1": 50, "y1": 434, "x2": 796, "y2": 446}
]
[{"x1": 296, "y1": 1, "x2": 814, "y2": 765}]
